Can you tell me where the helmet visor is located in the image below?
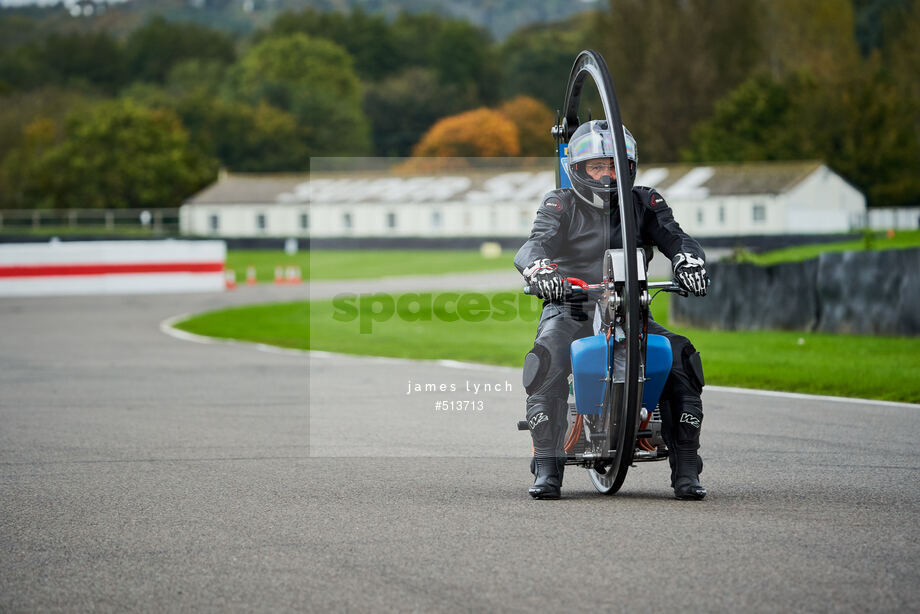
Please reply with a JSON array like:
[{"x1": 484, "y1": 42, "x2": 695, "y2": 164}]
[{"x1": 568, "y1": 126, "x2": 637, "y2": 165}]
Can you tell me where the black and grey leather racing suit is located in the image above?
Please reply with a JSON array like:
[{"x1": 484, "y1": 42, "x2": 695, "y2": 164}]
[{"x1": 514, "y1": 186, "x2": 706, "y2": 478}]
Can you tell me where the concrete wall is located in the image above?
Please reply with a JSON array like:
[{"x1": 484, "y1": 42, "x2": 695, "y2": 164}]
[
  {"x1": 0, "y1": 240, "x2": 226, "y2": 297},
  {"x1": 670, "y1": 247, "x2": 920, "y2": 336}
]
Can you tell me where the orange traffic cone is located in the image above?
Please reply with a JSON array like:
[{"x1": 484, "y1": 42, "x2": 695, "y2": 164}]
[
  {"x1": 224, "y1": 269, "x2": 237, "y2": 290},
  {"x1": 274, "y1": 265, "x2": 284, "y2": 285},
  {"x1": 246, "y1": 266, "x2": 257, "y2": 285},
  {"x1": 285, "y1": 265, "x2": 302, "y2": 284}
]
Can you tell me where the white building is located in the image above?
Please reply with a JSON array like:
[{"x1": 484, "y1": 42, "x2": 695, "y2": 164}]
[{"x1": 180, "y1": 161, "x2": 866, "y2": 238}]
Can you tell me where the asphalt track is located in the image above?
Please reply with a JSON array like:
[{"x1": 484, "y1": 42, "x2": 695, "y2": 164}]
[{"x1": 1, "y1": 281, "x2": 918, "y2": 612}]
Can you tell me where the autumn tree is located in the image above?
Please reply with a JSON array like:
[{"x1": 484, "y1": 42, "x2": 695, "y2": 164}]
[
  {"x1": 412, "y1": 108, "x2": 520, "y2": 157},
  {"x1": 497, "y1": 96, "x2": 555, "y2": 157}
]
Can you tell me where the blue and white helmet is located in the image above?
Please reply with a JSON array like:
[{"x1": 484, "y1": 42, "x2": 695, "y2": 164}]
[{"x1": 567, "y1": 120, "x2": 638, "y2": 208}]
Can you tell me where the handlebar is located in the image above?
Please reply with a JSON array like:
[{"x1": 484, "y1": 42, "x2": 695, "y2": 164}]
[{"x1": 523, "y1": 278, "x2": 686, "y2": 297}]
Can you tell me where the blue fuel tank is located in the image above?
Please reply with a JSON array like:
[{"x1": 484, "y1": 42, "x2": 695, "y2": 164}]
[{"x1": 570, "y1": 333, "x2": 673, "y2": 415}]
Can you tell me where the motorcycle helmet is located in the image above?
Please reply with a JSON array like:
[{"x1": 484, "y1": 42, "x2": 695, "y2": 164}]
[{"x1": 567, "y1": 120, "x2": 637, "y2": 209}]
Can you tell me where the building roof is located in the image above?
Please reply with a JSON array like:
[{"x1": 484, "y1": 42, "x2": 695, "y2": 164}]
[{"x1": 185, "y1": 161, "x2": 827, "y2": 206}]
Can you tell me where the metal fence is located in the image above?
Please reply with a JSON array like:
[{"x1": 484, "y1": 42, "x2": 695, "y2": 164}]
[{"x1": 0, "y1": 208, "x2": 180, "y2": 235}]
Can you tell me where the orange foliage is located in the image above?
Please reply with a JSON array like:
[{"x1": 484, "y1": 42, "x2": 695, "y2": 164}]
[
  {"x1": 498, "y1": 96, "x2": 555, "y2": 157},
  {"x1": 411, "y1": 108, "x2": 520, "y2": 158}
]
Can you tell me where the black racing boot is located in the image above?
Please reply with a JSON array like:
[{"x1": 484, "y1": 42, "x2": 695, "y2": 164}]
[
  {"x1": 529, "y1": 455, "x2": 565, "y2": 499},
  {"x1": 667, "y1": 446, "x2": 702, "y2": 489},
  {"x1": 526, "y1": 404, "x2": 567, "y2": 499},
  {"x1": 672, "y1": 401, "x2": 707, "y2": 500}
]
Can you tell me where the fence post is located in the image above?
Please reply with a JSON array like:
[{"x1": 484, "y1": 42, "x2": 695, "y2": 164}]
[
  {"x1": 68, "y1": 210, "x2": 77, "y2": 227},
  {"x1": 32, "y1": 210, "x2": 40, "y2": 229},
  {"x1": 0, "y1": 212, "x2": 4, "y2": 230},
  {"x1": 105, "y1": 210, "x2": 114, "y2": 230},
  {"x1": 153, "y1": 210, "x2": 163, "y2": 235}
]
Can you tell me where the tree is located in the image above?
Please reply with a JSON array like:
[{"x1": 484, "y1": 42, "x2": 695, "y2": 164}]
[
  {"x1": 497, "y1": 96, "x2": 555, "y2": 157},
  {"x1": 683, "y1": 67, "x2": 920, "y2": 207},
  {"x1": 364, "y1": 67, "x2": 477, "y2": 157},
  {"x1": 598, "y1": 0, "x2": 764, "y2": 162},
  {"x1": 0, "y1": 116, "x2": 59, "y2": 208},
  {"x1": 124, "y1": 17, "x2": 236, "y2": 84},
  {"x1": 0, "y1": 43, "x2": 53, "y2": 93},
  {"x1": 412, "y1": 108, "x2": 520, "y2": 157},
  {"x1": 681, "y1": 72, "x2": 805, "y2": 163},
  {"x1": 226, "y1": 33, "x2": 370, "y2": 156},
  {"x1": 430, "y1": 20, "x2": 499, "y2": 105},
  {"x1": 499, "y1": 14, "x2": 596, "y2": 110},
  {"x1": 11, "y1": 100, "x2": 216, "y2": 209},
  {"x1": 759, "y1": 0, "x2": 862, "y2": 80},
  {"x1": 266, "y1": 8, "x2": 402, "y2": 81},
  {"x1": 165, "y1": 59, "x2": 230, "y2": 98},
  {"x1": 39, "y1": 32, "x2": 125, "y2": 93},
  {"x1": 174, "y1": 94, "x2": 310, "y2": 172}
]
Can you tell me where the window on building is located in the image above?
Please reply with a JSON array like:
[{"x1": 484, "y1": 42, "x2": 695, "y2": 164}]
[
  {"x1": 719, "y1": 206, "x2": 725, "y2": 224},
  {"x1": 752, "y1": 204, "x2": 766, "y2": 223},
  {"x1": 209, "y1": 214, "x2": 219, "y2": 232},
  {"x1": 697, "y1": 208, "x2": 704, "y2": 224},
  {"x1": 299, "y1": 213, "x2": 309, "y2": 230},
  {"x1": 432, "y1": 210, "x2": 442, "y2": 229},
  {"x1": 342, "y1": 212, "x2": 353, "y2": 230},
  {"x1": 386, "y1": 212, "x2": 397, "y2": 229},
  {"x1": 256, "y1": 213, "x2": 267, "y2": 231}
]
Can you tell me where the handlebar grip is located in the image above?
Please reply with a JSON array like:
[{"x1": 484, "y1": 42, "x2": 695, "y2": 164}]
[{"x1": 522, "y1": 282, "x2": 586, "y2": 298}]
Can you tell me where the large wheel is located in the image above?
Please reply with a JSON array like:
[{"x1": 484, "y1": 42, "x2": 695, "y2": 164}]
[{"x1": 558, "y1": 50, "x2": 643, "y2": 494}]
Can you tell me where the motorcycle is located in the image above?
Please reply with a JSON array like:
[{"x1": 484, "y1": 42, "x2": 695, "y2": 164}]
[
  {"x1": 520, "y1": 255, "x2": 687, "y2": 494},
  {"x1": 515, "y1": 49, "x2": 686, "y2": 494}
]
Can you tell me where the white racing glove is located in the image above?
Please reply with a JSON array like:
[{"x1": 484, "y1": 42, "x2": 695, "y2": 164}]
[
  {"x1": 523, "y1": 258, "x2": 565, "y2": 301},
  {"x1": 672, "y1": 253, "x2": 709, "y2": 297}
]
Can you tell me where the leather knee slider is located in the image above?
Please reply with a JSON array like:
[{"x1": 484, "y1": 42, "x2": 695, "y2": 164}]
[{"x1": 523, "y1": 343, "x2": 551, "y2": 395}]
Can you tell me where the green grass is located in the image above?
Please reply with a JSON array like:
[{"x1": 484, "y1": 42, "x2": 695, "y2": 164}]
[
  {"x1": 173, "y1": 291, "x2": 920, "y2": 403},
  {"x1": 738, "y1": 230, "x2": 920, "y2": 265},
  {"x1": 225, "y1": 249, "x2": 514, "y2": 282}
]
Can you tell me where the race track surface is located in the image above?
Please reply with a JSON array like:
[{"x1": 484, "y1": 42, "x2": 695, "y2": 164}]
[{"x1": 1, "y1": 283, "x2": 918, "y2": 612}]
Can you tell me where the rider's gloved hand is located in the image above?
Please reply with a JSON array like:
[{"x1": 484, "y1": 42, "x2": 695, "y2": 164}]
[
  {"x1": 523, "y1": 258, "x2": 565, "y2": 301},
  {"x1": 672, "y1": 253, "x2": 709, "y2": 297}
]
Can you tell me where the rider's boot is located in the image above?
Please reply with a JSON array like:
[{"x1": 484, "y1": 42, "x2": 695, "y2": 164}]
[
  {"x1": 529, "y1": 455, "x2": 565, "y2": 499},
  {"x1": 671, "y1": 399, "x2": 707, "y2": 500},
  {"x1": 526, "y1": 403, "x2": 566, "y2": 499}
]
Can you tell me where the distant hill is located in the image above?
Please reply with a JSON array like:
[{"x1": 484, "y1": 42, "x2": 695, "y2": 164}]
[{"x1": 0, "y1": 0, "x2": 606, "y2": 40}]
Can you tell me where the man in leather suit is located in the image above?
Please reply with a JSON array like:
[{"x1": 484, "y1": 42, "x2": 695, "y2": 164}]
[{"x1": 514, "y1": 120, "x2": 709, "y2": 501}]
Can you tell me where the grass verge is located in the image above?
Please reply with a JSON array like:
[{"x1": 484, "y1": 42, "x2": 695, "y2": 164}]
[
  {"x1": 173, "y1": 291, "x2": 919, "y2": 403},
  {"x1": 225, "y1": 249, "x2": 513, "y2": 282},
  {"x1": 738, "y1": 230, "x2": 920, "y2": 265}
]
